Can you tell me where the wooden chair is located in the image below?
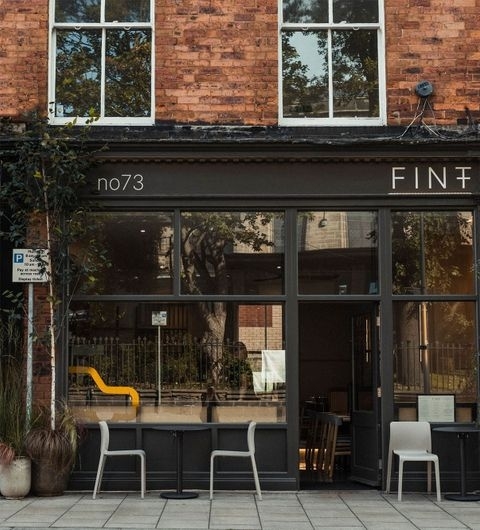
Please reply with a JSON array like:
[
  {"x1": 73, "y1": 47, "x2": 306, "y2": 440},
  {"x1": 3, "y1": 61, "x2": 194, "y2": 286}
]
[
  {"x1": 313, "y1": 413, "x2": 351, "y2": 482},
  {"x1": 326, "y1": 414, "x2": 351, "y2": 481},
  {"x1": 304, "y1": 412, "x2": 327, "y2": 474}
]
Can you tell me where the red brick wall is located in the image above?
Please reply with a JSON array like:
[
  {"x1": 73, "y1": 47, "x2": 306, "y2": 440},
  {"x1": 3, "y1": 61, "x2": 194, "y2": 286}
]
[
  {"x1": 385, "y1": 0, "x2": 480, "y2": 126},
  {"x1": 155, "y1": 0, "x2": 278, "y2": 125},
  {"x1": 0, "y1": 0, "x2": 48, "y2": 119},
  {"x1": 1, "y1": 1, "x2": 480, "y2": 127},
  {"x1": 238, "y1": 305, "x2": 273, "y2": 327}
]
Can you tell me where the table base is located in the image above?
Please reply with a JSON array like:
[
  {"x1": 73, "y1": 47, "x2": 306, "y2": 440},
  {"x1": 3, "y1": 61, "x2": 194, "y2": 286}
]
[
  {"x1": 444, "y1": 493, "x2": 480, "y2": 502},
  {"x1": 160, "y1": 491, "x2": 199, "y2": 499}
]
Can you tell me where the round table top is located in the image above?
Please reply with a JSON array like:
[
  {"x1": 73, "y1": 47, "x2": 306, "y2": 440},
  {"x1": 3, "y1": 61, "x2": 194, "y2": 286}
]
[{"x1": 433, "y1": 424, "x2": 480, "y2": 434}]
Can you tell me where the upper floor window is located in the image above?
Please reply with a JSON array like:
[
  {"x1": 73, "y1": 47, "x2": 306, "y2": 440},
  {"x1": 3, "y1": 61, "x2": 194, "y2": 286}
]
[
  {"x1": 279, "y1": 0, "x2": 385, "y2": 126},
  {"x1": 49, "y1": 0, "x2": 154, "y2": 125}
]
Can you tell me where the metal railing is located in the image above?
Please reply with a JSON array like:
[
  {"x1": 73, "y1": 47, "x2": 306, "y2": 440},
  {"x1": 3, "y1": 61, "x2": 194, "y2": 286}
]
[
  {"x1": 69, "y1": 335, "x2": 259, "y2": 393},
  {"x1": 393, "y1": 341, "x2": 476, "y2": 397}
]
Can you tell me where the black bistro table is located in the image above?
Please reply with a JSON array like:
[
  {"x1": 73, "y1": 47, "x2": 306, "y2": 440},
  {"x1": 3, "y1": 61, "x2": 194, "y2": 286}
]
[
  {"x1": 155, "y1": 424, "x2": 210, "y2": 499},
  {"x1": 433, "y1": 424, "x2": 480, "y2": 501}
]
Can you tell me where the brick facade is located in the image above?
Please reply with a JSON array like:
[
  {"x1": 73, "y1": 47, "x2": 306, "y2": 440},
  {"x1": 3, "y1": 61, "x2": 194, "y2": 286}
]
[
  {"x1": 155, "y1": 0, "x2": 278, "y2": 124},
  {"x1": 1, "y1": 1, "x2": 479, "y2": 126},
  {"x1": 0, "y1": 0, "x2": 48, "y2": 119},
  {"x1": 385, "y1": 0, "x2": 480, "y2": 126}
]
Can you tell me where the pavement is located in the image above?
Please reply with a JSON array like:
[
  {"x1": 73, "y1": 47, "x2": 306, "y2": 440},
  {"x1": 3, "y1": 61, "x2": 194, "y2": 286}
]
[{"x1": 1, "y1": 489, "x2": 480, "y2": 530}]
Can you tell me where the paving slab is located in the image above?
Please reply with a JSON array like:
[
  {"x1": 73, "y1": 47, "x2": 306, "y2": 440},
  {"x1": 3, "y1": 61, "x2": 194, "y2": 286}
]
[{"x1": 0, "y1": 490, "x2": 479, "y2": 529}]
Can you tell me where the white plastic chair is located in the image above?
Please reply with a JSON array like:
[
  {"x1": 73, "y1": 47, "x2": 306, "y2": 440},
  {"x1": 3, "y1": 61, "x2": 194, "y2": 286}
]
[
  {"x1": 386, "y1": 421, "x2": 441, "y2": 501},
  {"x1": 93, "y1": 420, "x2": 146, "y2": 499},
  {"x1": 210, "y1": 421, "x2": 262, "y2": 500}
]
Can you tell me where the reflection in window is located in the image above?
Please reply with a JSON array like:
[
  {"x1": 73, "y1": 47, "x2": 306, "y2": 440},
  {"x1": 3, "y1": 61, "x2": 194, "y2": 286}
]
[
  {"x1": 51, "y1": 0, "x2": 152, "y2": 123},
  {"x1": 393, "y1": 301, "x2": 476, "y2": 421},
  {"x1": 392, "y1": 211, "x2": 474, "y2": 295},
  {"x1": 56, "y1": 0, "x2": 150, "y2": 24},
  {"x1": 105, "y1": 30, "x2": 152, "y2": 117},
  {"x1": 283, "y1": 0, "x2": 328, "y2": 23},
  {"x1": 298, "y1": 211, "x2": 378, "y2": 294},
  {"x1": 55, "y1": 30, "x2": 102, "y2": 117},
  {"x1": 282, "y1": 31, "x2": 328, "y2": 118},
  {"x1": 283, "y1": 0, "x2": 377, "y2": 24},
  {"x1": 280, "y1": 0, "x2": 381, "y2": 123},
  {"x1": 68, "y1": 301, "x2": 285, "y2": 423},
  {"x1": 180, "y1": 212, "x2": 285, "y2": 295},
  {"x1": 75, "y1": 213, "x2": 173, "y2": 295}
]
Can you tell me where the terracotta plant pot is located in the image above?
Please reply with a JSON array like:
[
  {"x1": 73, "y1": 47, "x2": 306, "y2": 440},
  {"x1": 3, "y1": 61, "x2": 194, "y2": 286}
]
[{"x1": 0, "y1": 457, "x2": 31, "y2": 499}]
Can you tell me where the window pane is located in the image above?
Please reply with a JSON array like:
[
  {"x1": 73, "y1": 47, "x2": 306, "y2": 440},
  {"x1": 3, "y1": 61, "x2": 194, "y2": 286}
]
[
  {"x1": 68, "y1": 302, "x2": 285, "y2": 423},
  {"x1": 74, "y1": 213, "x2": 173, "y2": 295},
  {"x1": 283, "y1": 0, "x2": 328, "y2": 23},
  {"x1": 332, "y1": 30, "x2": 379, "y2": 118},
  {"x1": 56, "y1": 0, "x2": 100, "y2": 23},
  {"x1": 333, "y1": 0, "x2": 378, "y2": 23},
  {"x1": 393, "y1": 301, "x2": 476, "y2": 421},
  {"x1": 282, "y1": 31, "x2": 328, "y2": 118},
  {"x1": 55, "y1": 30, "x2": 101, "y2": 118},
  {"x1": 298, "y1": 211, "x2": 378, "y2": 294},
  {"x1": 392, "y1": 211, "x2": 474, "y2": 295},
  {"x1": 105, "y1": 0, "x2": 150, "y2": 22},
  {"x1": 105, "y1": 30, "x2": 152, "y2": 117},
  {"x1": 180, "y1": 212, "x2": 284, "y2": 295}
]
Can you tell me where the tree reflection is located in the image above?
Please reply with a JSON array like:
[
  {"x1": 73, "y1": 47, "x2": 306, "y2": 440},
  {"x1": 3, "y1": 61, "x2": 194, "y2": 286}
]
[
  {"x1": 181, "y1": 212, "x2": 282, "y2": 383},
  {"x1": 392, "y1": 212, "x2": 474, "y2": 295},
  {"x1": 54, "y1": 0, "x2": 151, "y2": 118},
  {"x1": 281, "y1": 0, "x2": 379, "y2": 118}
]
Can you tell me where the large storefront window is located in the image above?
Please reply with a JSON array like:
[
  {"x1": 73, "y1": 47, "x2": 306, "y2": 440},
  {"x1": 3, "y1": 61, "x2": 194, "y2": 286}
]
[
  {"x1": 393, "y1": 301, "x2": 476, "y2": 421},
  {"x1": 180, "y1": 212, "x2": 284, "y2": 295},
  {"x1": 68, "y1": 301, "x2": 285, "y2": 423},
  {"x1": 392, "y1": 211, "x2": 474, "y2": 295},
  {"x1": 68, "y1": 210, "x2": 286, "y2": 423},
  {"x1": 392, "y1": 210, "x2": 477, "y2": 422},
  {"x1": 298, "y1": 211, "x2": 378, "y2": 294},
  {"x1": 75, "y1": 212, "x2": 174, "y2": 295}
]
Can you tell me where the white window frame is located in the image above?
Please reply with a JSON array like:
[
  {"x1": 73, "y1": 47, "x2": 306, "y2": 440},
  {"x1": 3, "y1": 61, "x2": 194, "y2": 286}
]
[
  {"x1": 278, "y1": 0, "x2": 386, "y2": 126},
  {"x1": 48, "y1": 0, "x2": 155, "y2": 126}
]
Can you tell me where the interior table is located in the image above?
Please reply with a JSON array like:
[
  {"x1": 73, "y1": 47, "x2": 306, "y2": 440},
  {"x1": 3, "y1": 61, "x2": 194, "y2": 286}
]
[
  {"x1": 155, "y1": 424, "x2": 210, "y2": 499},
  {"x1": 433, "y1": 424, "x2": 480, "y2": 501}
]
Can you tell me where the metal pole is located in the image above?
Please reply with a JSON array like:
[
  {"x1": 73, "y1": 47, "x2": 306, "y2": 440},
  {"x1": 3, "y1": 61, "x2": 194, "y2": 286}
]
[
  {"x1": 419, "y1": 302, "x2": 430, "y2": 394},
  {"x1": 157, "y1": 325, "x2": 161, "y2": 405},
  {"x1": 26, "y1": 282, "x2": 33, "y2": 428}
]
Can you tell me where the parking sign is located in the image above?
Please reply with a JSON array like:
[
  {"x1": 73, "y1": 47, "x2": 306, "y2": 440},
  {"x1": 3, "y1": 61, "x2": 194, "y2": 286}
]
[{"x1": 12, "y1": 249, "x2": 49, "y2": 283}]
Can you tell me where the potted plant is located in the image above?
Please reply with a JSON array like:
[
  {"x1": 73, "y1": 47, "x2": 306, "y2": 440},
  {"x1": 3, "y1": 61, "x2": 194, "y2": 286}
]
[
  {"x1": 25, "y1": 401, "x2": 84, "y2": 496},
  {"x1": 0, "y1": 315, "x2": 31, "y2": 499}
]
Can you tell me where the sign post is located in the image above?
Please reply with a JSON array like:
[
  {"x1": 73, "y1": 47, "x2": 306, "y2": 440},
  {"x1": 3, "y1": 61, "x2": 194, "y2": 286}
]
[
  {"x1": 12, "y1": 249, "x2": 49, "y2": 426},
  {"x1": 152, "y1": 311, "x2": 167, "y2": 405}
]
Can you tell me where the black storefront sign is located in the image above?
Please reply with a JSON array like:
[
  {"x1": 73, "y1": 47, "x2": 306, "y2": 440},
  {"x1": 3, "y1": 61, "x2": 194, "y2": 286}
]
[{"x1": 86, "y1": 161, "x2": 480, "y2": 199}]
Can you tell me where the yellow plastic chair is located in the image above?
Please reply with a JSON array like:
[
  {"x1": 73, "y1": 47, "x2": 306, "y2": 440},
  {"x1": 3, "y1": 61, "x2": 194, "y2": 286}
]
[
  {"x1": 93, "y1": 421, "x2": 146, "y2": 499},
  {"x1": 210, "y1": 421, "x2": 262, "y2": 500}
]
